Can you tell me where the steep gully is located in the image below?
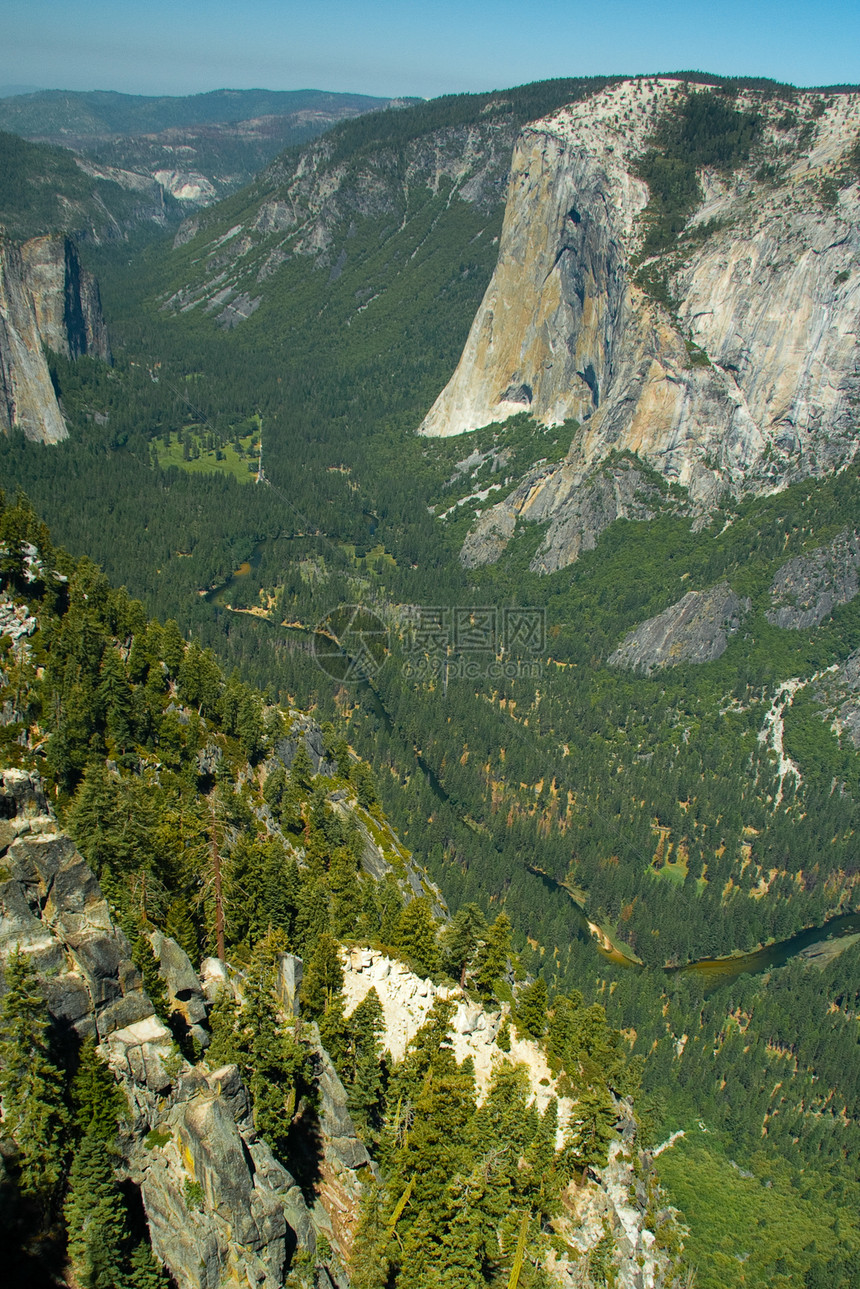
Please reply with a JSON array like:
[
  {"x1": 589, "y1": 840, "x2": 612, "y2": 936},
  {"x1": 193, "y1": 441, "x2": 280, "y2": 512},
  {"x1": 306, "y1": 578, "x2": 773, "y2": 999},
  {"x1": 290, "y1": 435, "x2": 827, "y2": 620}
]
[{"x1": 206, "y1": 550, "x2": 859, "y2": 988}]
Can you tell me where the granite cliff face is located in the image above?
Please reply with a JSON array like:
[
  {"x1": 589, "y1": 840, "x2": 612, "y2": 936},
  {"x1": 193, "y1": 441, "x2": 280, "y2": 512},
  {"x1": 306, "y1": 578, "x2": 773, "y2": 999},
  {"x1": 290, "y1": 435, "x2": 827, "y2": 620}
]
[
  {"x1": 0, "y1": 769, "x2": 360, "y2": 1289},
  {"x1": 766, "y1": 528, "x2": 860, "y2": 628},
  {"x1": 20, "y1": 234, "x2": 111, "y2": 363},
  {"x1": 0, "y1": 239, "x2": 68, "y2": 442},
  {"x1": 460, "y1": 452, "x2": 667, "y2": 574},
  {"x1": 420, "y1": 79, "x2": 860, "y2": 571},
  {"x1": 0, "y1": 234, "x2": 109, "y2": 443}
]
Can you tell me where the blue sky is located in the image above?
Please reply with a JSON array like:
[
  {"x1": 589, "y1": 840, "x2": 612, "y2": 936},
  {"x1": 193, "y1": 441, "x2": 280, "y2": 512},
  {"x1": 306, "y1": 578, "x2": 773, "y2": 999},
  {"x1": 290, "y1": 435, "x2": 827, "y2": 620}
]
[{"x1": 2, "y1": 0, "x2": 858, "y2": 99}]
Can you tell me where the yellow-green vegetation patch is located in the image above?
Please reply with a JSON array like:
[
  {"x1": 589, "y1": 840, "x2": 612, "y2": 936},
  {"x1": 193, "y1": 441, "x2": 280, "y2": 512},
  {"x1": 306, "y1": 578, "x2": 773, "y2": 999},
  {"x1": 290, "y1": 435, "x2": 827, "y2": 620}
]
[
  {"x1": 656, "y1": 1138, "x2": 860, "y2": 1289},
  {"x1": 144, "y1": 1127, "x2": 172, "y2": 1149},
  {"x1": 355, "y1": 804, "x2": 409, "y2": 874},
  {"x1": 339, "y1": 542, "x2": 397, "y2": 569},
  {"x1": 154, "y1": 427, "x2": 261, "y2": 483},
  {"x1": 363, "y1": 544, "x2": 397, "y2": 569},
  {"x1": 652, "y1": 858, "x2": 688, "y2": 887}
]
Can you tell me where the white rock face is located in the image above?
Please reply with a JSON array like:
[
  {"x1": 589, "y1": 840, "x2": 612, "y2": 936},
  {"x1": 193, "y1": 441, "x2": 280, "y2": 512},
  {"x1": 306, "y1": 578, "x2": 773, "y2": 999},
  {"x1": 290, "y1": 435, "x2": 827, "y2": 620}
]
[
  {"x1": 421, "y1": 79, "x2": 860, "y2": 567},
  {"x1": 342, "y1": 946, "x2": 670, "y2": 1288},
  {"x1": 342, "y1": 946, "x2": 574, "y2": 1141},
  {"x1": 153, "y1": 169, "x2": 218, "y2": 204}
]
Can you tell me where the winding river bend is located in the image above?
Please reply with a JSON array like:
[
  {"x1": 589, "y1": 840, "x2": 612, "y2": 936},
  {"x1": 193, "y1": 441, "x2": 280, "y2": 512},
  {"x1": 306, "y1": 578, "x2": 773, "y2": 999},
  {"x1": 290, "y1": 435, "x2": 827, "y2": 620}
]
[
  {"x1": 528, "y1": 864, "x2": 860, "y2": 988},
  {"x1": 203, "y1": 563, "x2": 860, "y2": 990}
]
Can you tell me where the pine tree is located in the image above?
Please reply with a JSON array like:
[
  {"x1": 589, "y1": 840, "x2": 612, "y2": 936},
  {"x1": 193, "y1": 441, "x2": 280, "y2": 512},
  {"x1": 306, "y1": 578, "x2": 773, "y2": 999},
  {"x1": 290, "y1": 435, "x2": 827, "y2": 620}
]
[
  {"x1": 132, "y1": 933, "x2": 172, "y2": 1025},
  {"x1": 347, "y1": 988, "x2": 385, "y2": 1138},
  {"x1": 522, "y1": 1098, "x2": 562, "y2": 1222},
  {"x1": 439, "y1": 903, "x2": 486, "y2": 986},
  {"x1": 473, "y1": 912, "x2": 512, "y2": 999},
  {"x1": 300, "y1": 932, "x2": 344, "y2": 1021},
  {"x1": 562, "y1": 1085, "x2": 616, "y2": 1174},
  {"x1": 164, "y1": 897, "x2": 199, "y2": 967},
  {"x1": 0, "y1": 949, "x2": 68, "y2": 1213},
  {"x1": 128, "y1": 1241, "x2": 170, "y2": 1289},
  {"x1": 351, "y1": 761, "x2": 379, "y2": 811},
  {"x1": 333, "y1": 737, "x2": 352, "y2": 781},
  {"x1": 70, "y1": 1038, "x2": 126, "y2": 1141},
  {"x1": 65, "y1": 1038, "x2": 134, "y2": 1289},
  {"x1": 99, "y1": 646, "x2": 134, "y2": 752},
  {"x1": 263, "y1": 764, "x2": 286, "y2": 811},
  {"x1": 64, "y1": 1130, "x2": 130, "y2": 1289},
  {"x1": 329, "y1": 847, "x2": 361, "y2": 938},
  {"x1": 239, "y1": 942, "x2": 314, "y2": 1159},
  {"x1": 515, "y1": 977, "x2": 548, "y2": 1040},
  {"x1": 319, "y1": 989, "x2": 351, "y2": 1073},
  {"x1": 394, "y1": 898, "x2": 439, "y2": 978},
  {"x1": 290, "y1": 741, "x2": 315, "y2": 793},
  {"x1": 206, "y1": 988, "x2": 243, "y2": 1068}
]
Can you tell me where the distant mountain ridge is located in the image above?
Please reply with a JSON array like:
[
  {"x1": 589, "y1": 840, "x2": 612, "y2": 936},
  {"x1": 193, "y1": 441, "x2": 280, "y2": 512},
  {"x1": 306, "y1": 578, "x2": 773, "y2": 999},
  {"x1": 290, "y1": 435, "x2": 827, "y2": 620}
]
[
  {"x1": 0, "y1": 87, "x2": 420, "y2": 210},
  {"x1": 0, "y1": 87, "x2": 407, "y2": 138}
]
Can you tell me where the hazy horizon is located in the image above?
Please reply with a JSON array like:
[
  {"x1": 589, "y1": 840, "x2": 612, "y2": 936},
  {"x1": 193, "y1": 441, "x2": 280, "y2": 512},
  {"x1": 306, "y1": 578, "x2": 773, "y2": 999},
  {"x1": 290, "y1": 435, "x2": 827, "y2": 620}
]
[{"x1": 3, "y1": 0, "x2": 859, "y2": 103}]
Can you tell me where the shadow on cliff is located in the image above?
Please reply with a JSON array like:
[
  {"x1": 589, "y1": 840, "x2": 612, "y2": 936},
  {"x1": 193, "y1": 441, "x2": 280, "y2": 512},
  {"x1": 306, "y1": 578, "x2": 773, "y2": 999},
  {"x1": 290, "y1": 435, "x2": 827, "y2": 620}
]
[
  {"x1": 287, "y1": 1102, "x2": 325, "y2": 1206},
  {"x1": 0, "y1": 1170, "x2": 68, "y2": 1289}
]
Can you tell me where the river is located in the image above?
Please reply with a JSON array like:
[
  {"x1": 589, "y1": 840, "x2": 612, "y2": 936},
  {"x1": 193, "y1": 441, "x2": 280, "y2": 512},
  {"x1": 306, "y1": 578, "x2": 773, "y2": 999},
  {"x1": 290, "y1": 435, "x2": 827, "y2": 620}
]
[{"x1": 203, "y1": 561, "x2": 860, "y2": 991}]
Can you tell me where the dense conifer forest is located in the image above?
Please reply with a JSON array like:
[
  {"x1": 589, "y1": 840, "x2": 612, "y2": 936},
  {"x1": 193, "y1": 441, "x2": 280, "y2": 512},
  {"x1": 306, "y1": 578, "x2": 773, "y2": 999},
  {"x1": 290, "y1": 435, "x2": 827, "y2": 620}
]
[{"x1": 2, "y1": 76, "x2": 860, "y2": 1287}]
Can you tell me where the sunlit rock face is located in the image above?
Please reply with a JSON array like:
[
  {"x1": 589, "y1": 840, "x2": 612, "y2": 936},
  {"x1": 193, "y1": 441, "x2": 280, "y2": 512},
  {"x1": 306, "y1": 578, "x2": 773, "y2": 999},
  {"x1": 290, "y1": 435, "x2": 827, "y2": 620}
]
[
  {"x1": 420, "y1": 79, "x2": 860, "y2": 571},
  {"x1": 0, "y1": 234, "x2": 111, "y2": 443},
  {"x1": 0, "y1": 239, "x2": 68, "y2": 443}
]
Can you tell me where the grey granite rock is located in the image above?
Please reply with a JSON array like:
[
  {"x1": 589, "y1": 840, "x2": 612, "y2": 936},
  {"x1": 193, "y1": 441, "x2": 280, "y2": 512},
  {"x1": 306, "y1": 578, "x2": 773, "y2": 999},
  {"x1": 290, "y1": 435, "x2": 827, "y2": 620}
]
[
  {"x1": 609, "y1": 582, "x2": 750, "y2": 674},
  {"x1": 767, "y1": 530, "x2": 860, "y2": 629},
  {"x1": 0, "y1": 770, "x2": 331, "y2": 1289}
]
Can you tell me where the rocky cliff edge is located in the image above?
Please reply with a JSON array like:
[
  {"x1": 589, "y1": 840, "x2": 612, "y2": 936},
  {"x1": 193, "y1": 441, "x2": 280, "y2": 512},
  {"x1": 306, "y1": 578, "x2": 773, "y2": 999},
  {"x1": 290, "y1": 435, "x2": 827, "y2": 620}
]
[{"x1": 421, "y1": 79, "x2": 860, "y2": 571}]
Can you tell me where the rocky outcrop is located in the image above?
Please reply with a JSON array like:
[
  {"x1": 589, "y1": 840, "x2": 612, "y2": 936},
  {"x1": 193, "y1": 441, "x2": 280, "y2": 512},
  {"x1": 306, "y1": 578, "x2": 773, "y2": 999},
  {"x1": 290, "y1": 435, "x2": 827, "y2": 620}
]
[
  {"x1": 812, "y1": 649, "x2": 860, "y2": 748},
  {"x1": 343, "y1": 947, "x2": 571, "y2": 1130},
  {"x1": 0, "y1": 769, "x2": 154, "y2": 1038},
  {"x1": 341, "y1": 946, "x2": 673, "y2": 1289},
  {"x1": 608, "y1": 582, "x2": 750, "y2": 673},
  {"x1": 461, "y1": 453, "x2": 664, "y2": 572},
  {"x1": 149, "y1": 927, "x2": 209, "y2": 1050},
  {"x1": 21, "y1": 234, "x2": 111, "y2": 362},
  {"x1": 128, "y1": 1062, "x2": 322, "y2": 1289},
  {"x1": 422, "y1": 79, "x2": 860, "y2": 569},
  {"x1": 0, "y1": 233, "x2": 111, "y2": 442},
  {"x1": 0, "y1": 239, "x2": 68, "y2": 442},
  {"x1": 0, "y1": 769, "x2": 333, "y2": 1289},
  {"x1": 554, "y1": 1127, "x2": 670, "y2": 1289},
  {"x1": 274, "y1": 711, "x2": 338, "y2": 776},
  {"x1": 767, "y1": 529, "x2": 860, "y2": 628}
]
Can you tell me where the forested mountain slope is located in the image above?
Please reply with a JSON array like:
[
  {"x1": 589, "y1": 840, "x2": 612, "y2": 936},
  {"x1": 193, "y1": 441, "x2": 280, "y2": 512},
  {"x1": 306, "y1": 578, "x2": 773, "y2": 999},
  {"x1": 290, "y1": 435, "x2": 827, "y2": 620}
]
[
  {"x1": 1, "y1": 74, "x2": 860, "y2": 1288},
  {"x1": 0, "y1": 497, "x2": 672, "y2": 1289},
  {"x1": 0, "y1": 129, "x2": 173, "y2": 241}
]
